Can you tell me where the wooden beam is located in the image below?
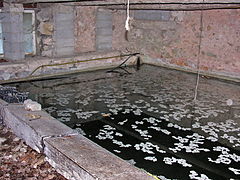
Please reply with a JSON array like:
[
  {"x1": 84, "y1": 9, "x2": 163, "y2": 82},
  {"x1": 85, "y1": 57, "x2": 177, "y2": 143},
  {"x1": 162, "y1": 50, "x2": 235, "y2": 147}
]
[
  {"x1": 10, "y1": 0, "x2": 240, "y2": 4},
  {"x1": 10, "y1": 0, "x2": 107, "y2": 3},
  {"x1": 104, "y1": 4, "x2": 240, "y2": 11}
]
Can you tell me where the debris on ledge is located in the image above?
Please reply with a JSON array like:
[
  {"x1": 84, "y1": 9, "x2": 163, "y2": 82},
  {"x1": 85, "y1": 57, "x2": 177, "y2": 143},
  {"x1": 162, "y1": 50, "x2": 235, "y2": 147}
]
[{"x1": 24, "y1": 99, "x2": 42, "y2": 111}]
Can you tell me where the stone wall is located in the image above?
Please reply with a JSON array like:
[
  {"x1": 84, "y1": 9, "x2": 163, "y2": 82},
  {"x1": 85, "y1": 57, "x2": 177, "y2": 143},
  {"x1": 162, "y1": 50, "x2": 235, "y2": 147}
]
[
  {"x1": 74, "y1": 6, "x2": 97, "y2": 53},
  {"x1": 200, "y1": 10, "x2": 240, "y2": 76},
  {"x1": 1, "y1": 3, "x2": 239, "y2": 80},
  {"x1": 2, "y1": 3, "x2": 25, "y2": 60},
  {"x1": 111, "y1": 9, "x2": 240, "y2": 78},
  {"x1": 36, "y1": 3, "x2": 75, "y2": 57},
  {"x1": 36, "y1": 3, "x2": 54, "y2": 57},
  {"x1": 96, "y1": 9, "x2": 113, "y2": 51},
  {"x1": 53, "y1": 4, "x2": 74, "y2": 57},
  {"x1": 36, "y1": 4, "x2": 97, "y2": 56}
]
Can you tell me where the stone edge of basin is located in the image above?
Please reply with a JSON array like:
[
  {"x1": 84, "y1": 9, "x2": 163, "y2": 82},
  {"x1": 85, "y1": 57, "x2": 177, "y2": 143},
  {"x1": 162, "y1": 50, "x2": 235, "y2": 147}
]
[{"x1": 0, "y1": 99, "x2": 155, "y2": 180}]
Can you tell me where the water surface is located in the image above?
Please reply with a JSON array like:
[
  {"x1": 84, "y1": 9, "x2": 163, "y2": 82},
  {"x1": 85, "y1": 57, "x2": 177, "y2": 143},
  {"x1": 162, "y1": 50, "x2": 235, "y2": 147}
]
[{"x1": 13, "y1": 65, "x2": 240, "y2": 179}]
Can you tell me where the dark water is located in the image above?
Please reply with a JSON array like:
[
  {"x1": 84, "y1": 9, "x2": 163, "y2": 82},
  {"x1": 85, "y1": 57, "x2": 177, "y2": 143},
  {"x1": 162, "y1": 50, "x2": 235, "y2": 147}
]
[{"x1": 11, "y1": 65, "x2": 240, "y2": 180}]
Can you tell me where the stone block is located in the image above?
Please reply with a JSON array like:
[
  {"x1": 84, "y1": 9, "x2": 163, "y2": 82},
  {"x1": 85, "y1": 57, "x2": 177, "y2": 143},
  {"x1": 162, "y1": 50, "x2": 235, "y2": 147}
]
[
  {"x1": 3, "y1": 41, "x2": 24, "y2": 53},
  {"x1": 45, "y1": 139, "x2": 96, "y2": 180},
  {"x1": 0, "y1": 13, "x2": 8, "y2": 24},
  {"x1": 134, "y1": 10, "x2": 171, "y2": 21},
  {"x1": 97, "y1": 43, "x2": 112, "y2": 51},
  {"x1": 96, "y1": 20, "x2": 112, "y2": 28},
  {"x1": 55, "y1": 38, "x2": 74, "y2": 47},
  {"x1": 4, "y1": 52, "x2": 25, "y2": 61},
  {"x1": 2, "y1": 21, "x2": 23, "y2": 34},
  {"x1": 39, "y1": 22, "x2": 54, "y2": 35},
  {"x1": 42, "y1": 49, "x2": 53, "y2": 57},
  {"x1": 37, "y1": 8, "x2": 51, "y2": 22},
  {"x1": 43, "y1": 45, "x2": 51, "y2": 51},
  {"x1": 1, "y1": 72, "x2": 11, "y2": 80},
  {"x1": 15, "y1": 71, "x2": 30, "y2": 78},
  {"x1": 42, "y1": 37, "x2": 53, "y2": 46},
  {"x1": 0, "y1": 99, "x2": 8, "y2": 107},
  {"x1": 55, "y1": 29, "x2": 74, "y2": 39},
  {"x1": 55, "y1": 47, "x2": 74, "y2": 56},
  {"x1": 3, "y1": 3, "x2": 24, "y2": 13},
  {"x1": 44, "y1": 134, "x2": 155, "y2": 180},
  {"x1": 9, "y1": 14, "x2": 23, "y2": 23},
  {"x1": 54, "y1": 11, "x2": 74, "y2": 56},
  {"x1": 96, "y1": 27, "x2": 112, "y2": 36},
  {"x1": 2, "y1": 3, "x2": 24, "y2": 61},
  {"x1": 3, "y1": 32, "x2": 24, "y2": 43},
  {"x1": 3, "y1": 104, "x2": 75, "y2": 153},
  {"x1": 55, "y1": 13, "x2": 73, "y2": 22},
  {"x1": 1, "y1": 22, "x2": 11, "y2": 33},
  {"x1": 2, "y1": 12, "x2": 23, "y2": 26},
  {"x1": 56, "y1": 17, "x2": 73, "y2": 26},
  {"x1": 0, "y1": 99, "x2": 8, "y2": 124},
  {"x1": 96, "y1": 11, "x2": 112, "y2": 21},
  {"x1": 97, "y1": 35, "x2": 112, "y2": 44},
  {"x1": 96, "y1": 10, "x2": 113, "y2": 51},
  {"x1": 0, "y1": 13, "x2": 5, "y2": 21}
]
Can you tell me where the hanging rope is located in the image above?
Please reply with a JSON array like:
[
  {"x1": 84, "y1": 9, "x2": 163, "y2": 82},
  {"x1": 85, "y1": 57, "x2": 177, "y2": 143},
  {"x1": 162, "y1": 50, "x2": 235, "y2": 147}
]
[
  {"x1": 193, "y1": 9, "x2": 204, "y2": 102},
  {"x1": 191, "y1": 2, "x2": 204, "y2": 129},
  {"x1": 125, "y1": 0, "x2": 130, "y2": 31}
]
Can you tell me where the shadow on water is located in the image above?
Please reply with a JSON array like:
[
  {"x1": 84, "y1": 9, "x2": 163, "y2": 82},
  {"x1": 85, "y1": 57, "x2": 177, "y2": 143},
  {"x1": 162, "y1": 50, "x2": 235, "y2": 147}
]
[{"x1": 75, "y1": 111, "x2": 239, "y2": 179}]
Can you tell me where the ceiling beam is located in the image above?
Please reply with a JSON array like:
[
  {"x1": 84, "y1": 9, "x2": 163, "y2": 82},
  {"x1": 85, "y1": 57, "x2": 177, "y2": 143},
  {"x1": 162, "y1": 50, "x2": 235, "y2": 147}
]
[
  {"x1": 104, "y1": 4, "x2": 240, "y2": 11},
  {"x1": 10, "y1": 0, "x2": 240, "y2": 4}
]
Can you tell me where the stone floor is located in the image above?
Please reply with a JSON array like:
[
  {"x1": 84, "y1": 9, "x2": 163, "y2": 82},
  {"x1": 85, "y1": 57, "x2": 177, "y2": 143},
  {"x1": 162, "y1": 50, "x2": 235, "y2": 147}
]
[{"x1": 0, "y1": 124, "x2": 67, "y2": 180}]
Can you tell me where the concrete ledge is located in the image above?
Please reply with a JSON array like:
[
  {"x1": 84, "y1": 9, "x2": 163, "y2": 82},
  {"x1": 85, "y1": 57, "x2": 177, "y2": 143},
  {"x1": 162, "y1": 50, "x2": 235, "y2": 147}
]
[
  {"x1": 0, "y1": 100, "x2": 155, "y2": 180},
  {"x1": 45, "y1": 138, "x2": 96, "y2": 180},
  {"x1": 143, "y1": 56, "x2": 240, "y2": 83},
  {"x1": 0, "y1": 51, "x2": 138, "y2": 83},
  {"x1": 0, "y1": 99, "x2": 8, "y2": 107},
  {"x1": 2, "y1": 103, "x2": 75, "y2": 153},
  {"x1": 45, "y1": 135, "x2": 153, "y2": 180},
  {"x1": 0, "y1": 99, "x2": 8, "y2": 124}
]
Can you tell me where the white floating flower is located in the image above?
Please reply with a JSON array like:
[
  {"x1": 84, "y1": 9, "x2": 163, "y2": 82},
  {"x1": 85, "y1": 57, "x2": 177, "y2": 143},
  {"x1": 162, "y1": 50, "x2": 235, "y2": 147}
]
[
  {"x1": 133, "y1": 108, "x2": 142, "y2": 115},
  {"x1": 115, "y1": 132, "x2": 123, "y2": 137},
  {"x1": 113, "y1": 149, "x2": 121, "y2": 153},
  {"x1": 144, "y1": 156, "x2": 158, "y2": 162},
  {"x1": 163, "y1": 157, "x2": 192, "y2": 167},
  {"x1": 209, "y1": 146, "x2": 240, "y2": 165},
  {"x1": 118, "y1": 119, "x2": 128, "y2": 125},
  {"x1": 131, "y1": 124, "x2": 138, "y2": 129},
  {"x1": 112, "y1": 140, "x2": 131, "y2": 148},
  {"x1": 189, "y1": 170, "x2": 211, "y2": 180},
  {"x1": 58, "y1": 117, "x2": 71, "y2": 122},
  {"x1": 229, "y1": 167, "x2": 240, "y2": 175}
]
